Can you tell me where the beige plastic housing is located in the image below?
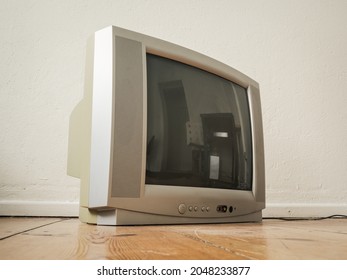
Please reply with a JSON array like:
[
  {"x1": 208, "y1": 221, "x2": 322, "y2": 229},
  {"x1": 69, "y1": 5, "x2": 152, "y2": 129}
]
[{"x1": 68, "y1": 26, "x2": 265, "y2": 225}]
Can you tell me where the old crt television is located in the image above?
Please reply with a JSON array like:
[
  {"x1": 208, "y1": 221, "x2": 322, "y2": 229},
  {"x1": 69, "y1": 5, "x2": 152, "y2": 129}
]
[{"x1": 68, "y1": 26, "x2": 265, "y2": 225}]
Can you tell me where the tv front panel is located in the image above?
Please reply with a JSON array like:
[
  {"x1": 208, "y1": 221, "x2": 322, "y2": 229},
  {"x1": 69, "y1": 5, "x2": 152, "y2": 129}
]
[{"x1": 68, "y1": 26, "x2": 265, "y2": 225}]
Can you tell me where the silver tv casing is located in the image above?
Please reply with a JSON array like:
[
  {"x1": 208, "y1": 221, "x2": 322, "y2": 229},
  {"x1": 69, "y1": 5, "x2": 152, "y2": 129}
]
[{"x1": 68, "y1": 26, "x2": 265, "y2": 225}]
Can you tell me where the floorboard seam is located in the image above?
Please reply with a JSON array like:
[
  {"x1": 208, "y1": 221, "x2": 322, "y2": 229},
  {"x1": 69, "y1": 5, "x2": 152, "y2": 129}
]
[{"x1": 0, "y1": 218, "x2": 70, "y2": 241}]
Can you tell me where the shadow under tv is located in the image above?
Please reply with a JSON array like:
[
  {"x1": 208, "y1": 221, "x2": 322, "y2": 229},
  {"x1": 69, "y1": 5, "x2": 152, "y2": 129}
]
[{"x1": 67, "y1": 26, "x2": 265, "y2": 225}]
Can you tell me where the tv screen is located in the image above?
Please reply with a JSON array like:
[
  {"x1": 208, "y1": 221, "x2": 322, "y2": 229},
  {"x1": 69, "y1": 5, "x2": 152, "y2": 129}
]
[
  {"x1": 68, "y1": 26, "x2": 265, "y2": 225},
  {"x1": 146, "y1": 54, "x2": 252, "y2": 191}
]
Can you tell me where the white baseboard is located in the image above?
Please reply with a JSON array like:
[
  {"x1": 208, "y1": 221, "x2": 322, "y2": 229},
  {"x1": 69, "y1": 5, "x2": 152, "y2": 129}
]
[
  {"x1": 263, "y1": 203, "x2": 347, "y2": 218},
  {"x1": 1, "y1": 201, "x2": 346, "y2": 218},
  {"x1": 0, "y1": 200, "x2": 79, "y2": 217}
]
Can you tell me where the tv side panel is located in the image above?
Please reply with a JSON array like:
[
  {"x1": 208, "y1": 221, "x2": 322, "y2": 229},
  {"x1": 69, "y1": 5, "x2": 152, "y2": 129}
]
[
  {"x1": 248, "y1": 85, "x2": 266, "y2": 206},
  {"x1": 88, "y1": 27, "x2": 114, "y2": 207}
]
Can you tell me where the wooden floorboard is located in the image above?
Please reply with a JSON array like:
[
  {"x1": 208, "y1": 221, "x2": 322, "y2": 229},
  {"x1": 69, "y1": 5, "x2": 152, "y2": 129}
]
[
  {"x1": 0, "y1": 217, "x2": 63, "y2": 240},
  {"x1": 0, "y1": 217, "x2": 346, "y2": 260}
]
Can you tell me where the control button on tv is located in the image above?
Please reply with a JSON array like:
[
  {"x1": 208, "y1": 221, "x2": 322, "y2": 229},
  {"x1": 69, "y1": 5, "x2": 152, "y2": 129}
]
[{"x1": 178, "y1": 204, "x2": 187, "y2": 214}]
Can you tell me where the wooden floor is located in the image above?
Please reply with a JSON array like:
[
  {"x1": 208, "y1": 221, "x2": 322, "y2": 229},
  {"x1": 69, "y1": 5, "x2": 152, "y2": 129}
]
[{"x1": 0, "y1": 217, "x2": 346, "y2": 260}]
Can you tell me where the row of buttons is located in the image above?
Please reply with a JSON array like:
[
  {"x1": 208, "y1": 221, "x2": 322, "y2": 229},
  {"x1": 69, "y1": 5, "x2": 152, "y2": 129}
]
[{"x1": 178, "y1": 203, "x2": 210, "y2": 214}]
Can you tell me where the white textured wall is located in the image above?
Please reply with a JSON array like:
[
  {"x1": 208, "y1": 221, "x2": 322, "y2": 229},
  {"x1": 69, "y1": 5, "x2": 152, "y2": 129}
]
[{"x1": 1, "y1": 0, "x2": 347, "y2": 217}]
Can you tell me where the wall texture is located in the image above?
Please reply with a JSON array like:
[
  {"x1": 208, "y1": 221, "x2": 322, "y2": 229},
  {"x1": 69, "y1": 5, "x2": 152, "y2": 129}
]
[{"x1": 1, "y1": 0, "x2": 347, "y2": 217}]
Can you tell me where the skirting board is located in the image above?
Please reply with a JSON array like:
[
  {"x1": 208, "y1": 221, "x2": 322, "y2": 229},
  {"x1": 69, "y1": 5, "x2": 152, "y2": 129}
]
[
  {"x1": 0, "y1": 201, "x2": 79, "y2": 217},
  {"x1": 0, "y1": 201, "x2": 346, "y2": 218},
  {"x1": 263, "y1": 203, "x2": 347, "y2": 218}
]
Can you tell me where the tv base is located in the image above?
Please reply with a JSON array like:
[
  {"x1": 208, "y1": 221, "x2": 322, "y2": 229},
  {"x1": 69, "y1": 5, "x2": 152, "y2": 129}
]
[{"x1": 79, "y1": 206, "x2": 262, "y2": 226}]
